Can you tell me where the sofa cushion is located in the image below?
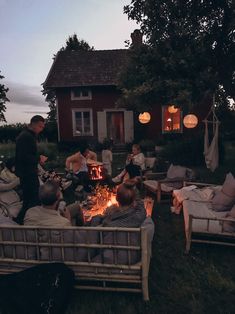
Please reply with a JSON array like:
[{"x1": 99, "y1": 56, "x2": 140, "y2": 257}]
[
  {"x1": 212, "y1": 173, "x2": 235, "y2": 212},
  {"x1": 145, "y1": 157, "x2": 156, "y2": 170},
  {"x1": 222, "y1": 205, "x2": 235, "y2": 233},
  {"x1": 143, "y1": 180, "x2": 158, "y2": 192},
  {"x1": 222, "y1": 172, "x2": 235, "y2": 197},
  {"x1": 229, "y1": 205, "x2": 235, "y2": 218},
  {"x1": 167, "y1": 164, "x2": 187, "y2": 179},
  {"x1": 183, "y1": 200, "x2": 222, "y2": 234}
]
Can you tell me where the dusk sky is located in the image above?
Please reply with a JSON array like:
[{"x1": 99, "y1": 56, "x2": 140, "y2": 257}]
[{"x1": 0, "y1": 0, "x2": 137, "y2": 124}]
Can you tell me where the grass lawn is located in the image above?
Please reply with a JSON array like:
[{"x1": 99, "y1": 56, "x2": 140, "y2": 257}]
[
  {"x1": 65, "y1": 142, "x2": 235, "y2": 314},
  {"x1": 0, "y1": 141, "x2": 234, "y2": 313},
  {"x1": 65, "y1": 202, "x2": 235, "y2": 314}
]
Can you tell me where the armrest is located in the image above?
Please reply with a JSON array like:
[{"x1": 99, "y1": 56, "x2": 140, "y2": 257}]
[
  {"x1": 183, "y1": 181, "x2": 216, "y2": 187},
  {"x1": 145, "y1": 172, "x2": 167, "y2": 180},
  {"x1": 158, "y1": 177, "x2": 184, "y2": 184}
]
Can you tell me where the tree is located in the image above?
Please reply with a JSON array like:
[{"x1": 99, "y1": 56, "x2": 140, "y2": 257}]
[
  {"x1": 118, "y1": 0, "x2": 235, "y2": 112},
  {"x1": 0, "y1": 72, "x2": 9, "y2": 122},
  {"x1": 43, "y1": 34, "x2": 94, "y2": 122},
  {"x1": 60, "y1": 34, "x2": 94, "y2": 52}
]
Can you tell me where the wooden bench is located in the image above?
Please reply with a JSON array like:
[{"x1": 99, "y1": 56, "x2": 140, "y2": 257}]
[{"x1": 0, "y1": 220, "x2": 154, "y2": 301}]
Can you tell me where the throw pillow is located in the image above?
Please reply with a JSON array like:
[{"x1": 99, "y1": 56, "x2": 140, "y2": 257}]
[
  {"x1": 212, "y1": 173, "x2": 235, "y2": 212},
  {"x1": 221, "y1": 172, "x2": 235, "y2": 197},
  {"x1": 167, "y1": 164, "x2": 187, "y2": 179}
]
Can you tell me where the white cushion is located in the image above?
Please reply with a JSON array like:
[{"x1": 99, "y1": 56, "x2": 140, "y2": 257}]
[
  {"x1": 167, "y1": 164, "x2": 187, "y2": 179},
  {"x1": 143, "y1": 180, "x2": 158, "y2": 192},
  {"x1": 145, "y1": 158, "x2": 156, "y2": 169},
  {"x1": 221, "y1": 172, "x2": 235, "y2": 197},
  {"x1": 212, "y1": 173, "x2": 235, "y2": 212}
]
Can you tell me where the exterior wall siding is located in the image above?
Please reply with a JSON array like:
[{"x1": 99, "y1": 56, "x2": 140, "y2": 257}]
[
  {"x1": 56, "y1": 87, "x2": 212, "y2": 142},
  {"x1": 56, "y1": 86, "x2": 121, "y2": 142}
]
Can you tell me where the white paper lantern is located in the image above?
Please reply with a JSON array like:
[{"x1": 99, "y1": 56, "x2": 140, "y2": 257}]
[
  {"x1": 139, "y1": 112, "x2": 151, "y2": 124},
  {"x1": 183, "y1": 114, "x2": 198, "y2": 128},
  {"x1": 168, "y1": 105, "x2": 178, "y2": 114}
]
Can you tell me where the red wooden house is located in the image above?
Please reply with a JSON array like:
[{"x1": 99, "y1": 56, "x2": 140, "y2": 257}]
[
  {"x1": 43, "y1": 48, "x2": 134, "y2": 144},
  {"x1": 43, "y1": 30, "x2": 210, "y2": 144}
]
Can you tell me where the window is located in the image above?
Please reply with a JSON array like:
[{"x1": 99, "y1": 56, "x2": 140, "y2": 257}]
[
  {"x1": 162, "y1": 105, "x2": 182, "y2": 133},
  {"x1": 72, "y1": 109, "x2": 93, "y2": 136},
  {"x1": 71, "y1": 88, "x2": 92, "y2": 100}
]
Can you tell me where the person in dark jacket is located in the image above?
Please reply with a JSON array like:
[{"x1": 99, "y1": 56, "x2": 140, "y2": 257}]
[
  {"x1": 15, "y1": 115, "x2": 46, "y2": 223},
  {"x1": 91, "y1": 179, "x2": 146, "y2": 228}
]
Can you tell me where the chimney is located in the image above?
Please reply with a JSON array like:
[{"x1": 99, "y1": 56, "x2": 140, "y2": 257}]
[{"x1": 131, "y1": 29, "x2": 143, "y2": 47}]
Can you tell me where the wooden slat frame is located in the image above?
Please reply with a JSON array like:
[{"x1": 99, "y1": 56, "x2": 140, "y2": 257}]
[
  {"x1": 0, "y1": 224, "x2": 151, "y2": 301},
  {"x1": 185, "y1": 215, "x2": 235, "y2": 253}
]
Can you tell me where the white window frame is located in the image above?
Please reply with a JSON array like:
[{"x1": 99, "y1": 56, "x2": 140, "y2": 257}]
[
  {"x1": 72, "y1": 108, "x2": 93, "y2": 136},
  {"x1": 71, "y1": 88, "x2": 92, "y2": 100}
]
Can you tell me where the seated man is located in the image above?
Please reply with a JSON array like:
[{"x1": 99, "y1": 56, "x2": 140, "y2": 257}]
[
  {"x1": 112, "y1": 144, "x2": 145, "y2": 183},
  {"x1": 38, "y1": 163, "x2": 72, "y2": 191},
  {"x1": 65, "y1": 146, "x2": 93, "y2": 192},
  {"x1": 24, "y1": 181, "x2": 84, "y2": 227}
]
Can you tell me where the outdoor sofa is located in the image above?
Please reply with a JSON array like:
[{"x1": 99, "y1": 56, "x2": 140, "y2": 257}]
[
  {"x1": 143, "y1": 164, "x2": 195, "y2": 203},
  {"x1": 181, "y1": 176, "x2": 235, "y2": 253},
  {"x1": 0, "y1": 217, "x2": 154, "y2": 301}
]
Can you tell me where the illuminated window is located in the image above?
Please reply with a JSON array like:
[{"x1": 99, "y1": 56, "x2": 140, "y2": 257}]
[
  {"x1": 162, "y1": 105, "x2": 182, "y2": 133},
  {"x1": 72, "y1": 109, "x2": 93, "y2": 136}
]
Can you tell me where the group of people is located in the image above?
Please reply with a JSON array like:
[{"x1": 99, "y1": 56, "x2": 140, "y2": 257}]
[{"x1": 0, "y1": 115, "x2": 147, "y2": 230}]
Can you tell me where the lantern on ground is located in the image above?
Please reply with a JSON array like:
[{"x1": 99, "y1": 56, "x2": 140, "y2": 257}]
[
  {"x1": 139, "y1": 112, "x2": 151, "y2": 124},
  {"x1": 168, "y1": 105, "x2": 178, "y2": 114},
  {"x1": 183, "y1": 114, "x2": 198, "y2": 128}
]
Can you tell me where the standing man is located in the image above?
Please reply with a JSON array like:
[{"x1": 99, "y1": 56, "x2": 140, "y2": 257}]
[{"x1": 15, "y1": 115, "x2": 46, "y2": 222}]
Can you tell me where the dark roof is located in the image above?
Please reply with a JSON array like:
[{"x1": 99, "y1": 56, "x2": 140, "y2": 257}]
[{"x1": 43, "y1": 49, "x2": 129, "y2": 88}]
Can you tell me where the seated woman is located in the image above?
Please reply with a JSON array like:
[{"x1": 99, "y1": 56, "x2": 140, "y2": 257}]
[
  {"x1": 112, "y1": 144, "x2": 145, "y2": 183},
  {"x1": 90, "y1": 179, "x2": 146, "y2": 228},
  {"x1": 0, "y1": 158, "x2": 22, "y2": 218},
  {"x1": 0, "y1": 157, "x2": 19, "y2": 184}
]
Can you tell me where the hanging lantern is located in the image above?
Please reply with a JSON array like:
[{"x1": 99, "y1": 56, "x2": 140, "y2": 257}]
[
  {"x1": 138, "y1": 112, "x2": 151, "y2": 124},
  {"x1": 168, "y1": 105, "x2": 178, "y2": 114},
  {"x1": 183, "y1": 114, "x2": 198, "y2": 128}
]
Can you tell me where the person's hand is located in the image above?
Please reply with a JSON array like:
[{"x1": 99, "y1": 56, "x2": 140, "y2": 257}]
[
  {"x1": 127, "y1": 154, "x2": 132, "y2": 161},
  {"x1": 40, "y1": 155, "x2": 48, "y2": 164}
]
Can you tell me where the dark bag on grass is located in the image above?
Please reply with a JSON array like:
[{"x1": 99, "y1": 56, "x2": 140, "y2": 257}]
[{"x1": 0, "y1": 263, "x2": 75, "y2": 314}]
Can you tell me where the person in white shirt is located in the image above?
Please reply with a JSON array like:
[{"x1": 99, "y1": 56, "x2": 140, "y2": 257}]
[
  {"x1": 112, "y1": 144, "x2": 145, "y2": 183},
  {"x1": 101, "y1": 142, "x2": 113, "y2": 176}
]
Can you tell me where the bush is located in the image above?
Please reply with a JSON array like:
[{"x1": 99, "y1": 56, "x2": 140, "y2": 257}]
[
  {"x1": 0, "y1": 124, "x2": 25, "y2": 142},
  {"x1": 159, "y1": 135, "x2": 225, "y2": 167},
  {"x1": 138, "y1": 139, "x2": 155, "y2": 152}
]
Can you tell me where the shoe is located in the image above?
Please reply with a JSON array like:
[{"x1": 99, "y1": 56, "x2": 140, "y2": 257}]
[
  {"x1": 61, "y1": 180, "x2": 72, "y2": 190},
  {"x1": 75, "y1": 185, "x2": 84, "y2": 192},
  {"x1": 170, "y1": 206, "x2": 176, "y2": 213}
]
